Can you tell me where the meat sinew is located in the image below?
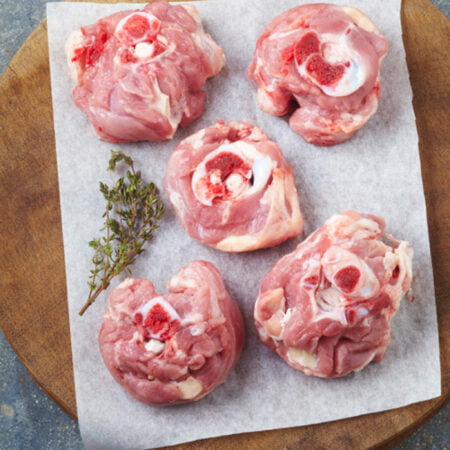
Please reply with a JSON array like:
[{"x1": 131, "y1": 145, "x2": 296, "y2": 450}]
[
  {"x1": 65, "y1": 1, "x2": 225, "y2": 142},
  {"x1": 164, "y1": 120, "x2": 303, "y2": 252},
  {"x1": 254, "y1": 211, "x2": 413, "y2": 378},
  {"x1": 248, "y1": 4, "x2": 389, "y2": 146},
  {"x1": 99, "y1": 261, "x2": 245, "y2": 406}
]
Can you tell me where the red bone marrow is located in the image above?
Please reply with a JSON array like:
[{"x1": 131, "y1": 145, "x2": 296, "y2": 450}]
[
  {"x1": 115, "y1": 12, "x2": 161, "y2": 45},
  {"x1": 134, "y1": 297, "x2": 181, "y2": 341}
]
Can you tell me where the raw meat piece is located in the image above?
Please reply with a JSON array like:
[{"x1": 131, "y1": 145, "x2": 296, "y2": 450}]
[
  {"x1": 164, "y1": 120, "x2": 303, "y2": 252},
  {"x1": 98, "y1": 261, "x2": 245, "y2": 406},
  {"x1": 65, "y1": 1, "x2": 224, "y2": 142},
  {"x1": 248, "y1": 4, "x2": 389, "y2": 145},
  {"x1": 254, "y1": 211, "x2": 413, "y2": 378}
]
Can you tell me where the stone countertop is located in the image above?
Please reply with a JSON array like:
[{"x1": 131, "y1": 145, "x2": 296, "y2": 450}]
[{"x1": 0, "y1": 1, "x2": 448, "y2": 449}]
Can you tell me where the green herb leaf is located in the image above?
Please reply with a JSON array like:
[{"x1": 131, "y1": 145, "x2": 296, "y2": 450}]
[{"x1": 79, "y1": 151, "x2": 164, "y2": 316}]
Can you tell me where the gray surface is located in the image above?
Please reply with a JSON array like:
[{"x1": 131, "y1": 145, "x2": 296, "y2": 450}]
[{"x1": 0, "y1": 1, "x2": 448, "y2": 449}]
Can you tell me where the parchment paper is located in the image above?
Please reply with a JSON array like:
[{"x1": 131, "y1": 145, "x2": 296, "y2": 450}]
[{"x1": 47, "y1": 1, "x2": 441, "y2": 448}]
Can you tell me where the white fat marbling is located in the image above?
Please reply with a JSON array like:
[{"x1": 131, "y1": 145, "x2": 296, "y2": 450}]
[
  {"x1": 134, "y1": 42, "x2": 154, "y2": 59},
  {"x1": 144, "y1": 339, "x2": 165, "y2": 354}
]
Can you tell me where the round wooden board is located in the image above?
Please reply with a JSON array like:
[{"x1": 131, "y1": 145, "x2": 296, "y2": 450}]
[{"x1": 0, "y1": 0, "x2": 448, "y2": 448}]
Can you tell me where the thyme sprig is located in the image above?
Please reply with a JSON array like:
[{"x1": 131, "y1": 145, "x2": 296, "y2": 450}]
[{"x1": 79, "y1": 150, "x2": 164, "y2": 316}]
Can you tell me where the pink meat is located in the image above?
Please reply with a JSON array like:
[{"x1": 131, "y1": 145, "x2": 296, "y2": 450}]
[
  {"x1": 164, "y1": 120, "x2": 303, "y2": 252},
  {"x1": 248, "y1": 4, "x2": 388, "y2": 146},
  {"x1": 65, "y1": 1, "x2": 224, "y2": 142},
  {"x1": 254, "y1": 211, "x2": 413, "y2": 378},
  {"x1": 98, "y1": 261, "x2": 245, "y2": 405}
]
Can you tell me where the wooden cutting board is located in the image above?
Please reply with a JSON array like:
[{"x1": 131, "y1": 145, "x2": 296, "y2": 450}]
[{"x1": 0, "y1": 0, "x2": 448, "y2": 448}]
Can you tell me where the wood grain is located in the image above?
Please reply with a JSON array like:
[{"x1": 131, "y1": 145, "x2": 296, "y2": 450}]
[{"x1": 0, "y1": 0, "x2": 448, "y2": 447}]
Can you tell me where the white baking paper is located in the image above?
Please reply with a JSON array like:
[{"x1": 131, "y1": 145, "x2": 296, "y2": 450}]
[{"x1": 47, "y1": 1, "x2": 441, "y2": 448}]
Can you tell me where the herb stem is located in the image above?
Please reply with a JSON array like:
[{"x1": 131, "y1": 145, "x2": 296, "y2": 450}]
[{"x1": 79, "y1": 150, "x2": 164, "y2": 316}]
